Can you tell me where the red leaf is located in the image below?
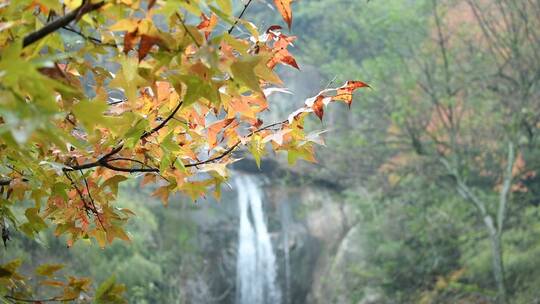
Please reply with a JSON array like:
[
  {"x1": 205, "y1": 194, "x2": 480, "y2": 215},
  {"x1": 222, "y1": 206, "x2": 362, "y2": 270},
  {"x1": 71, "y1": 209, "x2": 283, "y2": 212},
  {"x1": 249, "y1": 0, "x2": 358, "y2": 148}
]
[
  {"x1": 312, "y1": 95, "x2": 325, "y2": 121},
  {"x1": 138, "y1": 34, "x2": 161, "y2": 61},
  {"x1": 266, "y1": 25, "x2": 283, "y2": 34},
  {"x1": 123, "y1": 29, "x2": 139, "y2": 54},
  {"x1": 252, "y1": 119, "x2": 264, "y2": 129},
  {"x1": 267, "y1": 33, "x2": 299, "y2": 69}
]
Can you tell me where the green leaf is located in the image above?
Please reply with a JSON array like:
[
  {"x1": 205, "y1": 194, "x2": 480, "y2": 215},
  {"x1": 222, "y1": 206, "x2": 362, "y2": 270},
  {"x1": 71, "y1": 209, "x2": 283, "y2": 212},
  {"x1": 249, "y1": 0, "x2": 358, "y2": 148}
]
[
  {"x1": 209, "y1": 4, "x2": 233, "y2": 25},
  {"x1": 26, "y1": 208, "x2": 47, "y2": 229},
  {"x1": 0, "y1": 259, "x2": 22, "y2": 278},
  {"x1": 95, "y1": 275, "x2": 127, "y2": 304},
  {"x1": 102, "y1": 176, "x2": 128, "y2": 196},
  {"x1": 95, "y1": 275, "x2": 116, "y2": 300},
  {"x1": 35, "y1": 264, "x2": 64, "y2": 277},
  {"x1": 231, "y1": 56, "x2": 263, "y2": 93},
  {"x1": 72, "y1": 99, "x2": 108, "y2": 131},
  {"x1": 124, "y1": 119, "x2": 149, "y2": 149},
  {"x1": 248, "y1": 135, "x2": 265, "y2": 168},
  {"x1": 173, "y1": 75, "x2": 219, "y2": 106},
  {"x1": 215, "y1": 0, "x2": 232, "y2": 16},
  {"x1": 161, "y1": 132, "x2": 181, "y2": 153}
]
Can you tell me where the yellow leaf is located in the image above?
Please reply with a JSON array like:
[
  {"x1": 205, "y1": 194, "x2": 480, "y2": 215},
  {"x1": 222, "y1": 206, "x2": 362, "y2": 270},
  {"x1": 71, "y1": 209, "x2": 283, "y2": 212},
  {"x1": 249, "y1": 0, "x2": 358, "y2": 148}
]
[
  {"x1": 231, "y1": 56, "x2": 263, "y2": 93},
  {"x1": 109, "y1": 19, "x2": 139, "y2": 32},
  {"x1": 36, "y1": 264, "x2": 64, "y2": 277},
  {"x1": 216, "y1": 0, "x2": 232, "y2": 15}
]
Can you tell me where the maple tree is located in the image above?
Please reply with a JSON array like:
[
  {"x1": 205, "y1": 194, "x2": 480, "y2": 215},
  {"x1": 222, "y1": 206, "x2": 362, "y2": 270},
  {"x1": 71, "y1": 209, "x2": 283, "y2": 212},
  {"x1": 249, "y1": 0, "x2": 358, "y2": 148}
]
[{"x1": 0, "y1": 0, "x2": 367, "y2": 301}]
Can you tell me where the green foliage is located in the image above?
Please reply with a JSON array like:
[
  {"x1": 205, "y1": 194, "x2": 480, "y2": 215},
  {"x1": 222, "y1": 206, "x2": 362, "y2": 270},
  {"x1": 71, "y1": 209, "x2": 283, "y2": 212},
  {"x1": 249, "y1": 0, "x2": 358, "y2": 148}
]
[{"x1": 290, "y1": 0, "x2": 540, "y2": 302}]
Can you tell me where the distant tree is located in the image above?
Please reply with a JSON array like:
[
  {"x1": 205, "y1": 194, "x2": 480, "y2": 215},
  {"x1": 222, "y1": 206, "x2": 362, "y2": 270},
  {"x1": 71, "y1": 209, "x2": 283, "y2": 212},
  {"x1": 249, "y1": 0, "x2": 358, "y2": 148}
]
[
  {"x1": 291, "y1": 0, "x2": 538, "y2": 302},
  {"x1": 0, "y1": 0, "x2": 367, "y2": 301},
  {"x1": 369, "y1": 1, "x2": 539, "y2": 302}
]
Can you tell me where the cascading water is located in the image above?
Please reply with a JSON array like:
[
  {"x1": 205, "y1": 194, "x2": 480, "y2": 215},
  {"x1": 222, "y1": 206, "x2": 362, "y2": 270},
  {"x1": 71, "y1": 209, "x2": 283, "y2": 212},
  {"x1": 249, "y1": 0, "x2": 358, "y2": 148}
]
[
  {"x1": 235, "y1": 175, "x2": 281, "y2": 304},
  {"x1": 280, "y1": 200, "x2": 292, "y2": 304}
]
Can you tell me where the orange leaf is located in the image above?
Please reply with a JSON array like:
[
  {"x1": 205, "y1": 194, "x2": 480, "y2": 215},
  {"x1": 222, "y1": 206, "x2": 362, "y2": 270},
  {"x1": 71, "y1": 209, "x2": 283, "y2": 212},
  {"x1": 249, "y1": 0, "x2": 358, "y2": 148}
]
[
  {"x1": 287, "y1": 107, "x2": 311, "y2": 123},
  {"x1": 26, "y1": 1, "x2": 48, "y2": 13},
  {"x1": 152, "y1": 186, "x2": 170, "y2": 205},
  {"x1": 332, "y1": 80, "x2": 370, "y2": 107},
  {"x1": 156, "y1": 81, "x2": 172, "y2": 102},
  {"x1": 41, "y1": 280, "x2": 65, "y2": 287},
  {"x1": 267, "y1": 31, "x2": 298, "y2": 69},
  {"x1": 253, "y1": 119, "x2": 263, "y2": 128},
  {"x1": 273, "y1": 0, "x2": 293, "y2": 29},
  {"x1": 268, "y1": 48, "x2": 299, "y2": 69},
  {"x1": 266, "y1": 25, "x2": 283, "y2": 33},
  {"x1": 207, "y1": 118, "x2": 235, "y2": 149},
  {"x1": 197, "y1": 13, "x2": 218, "y2": 40}
]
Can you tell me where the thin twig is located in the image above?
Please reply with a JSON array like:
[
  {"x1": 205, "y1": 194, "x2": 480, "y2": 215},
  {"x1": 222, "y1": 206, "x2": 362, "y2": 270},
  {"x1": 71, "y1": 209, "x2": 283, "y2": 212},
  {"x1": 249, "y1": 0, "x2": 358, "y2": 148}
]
[
  {"x1": 79, "y1": 169, "x2": 105, "y2": 230},
  {"x1": 101, "y1": 162, "x2": 159, "y2": 173},
  {"x1": 63, "y1": 171, "x2": 91, "y2": 216},
  {"x1": 176, "y1": 12, "x2": 200, "y2": 47},
  {"x1": 62, "y1": 26, "x2": 117, "y2": 47},
  {"x1": 4, "y1": 295, "x2": 77, "y2": 303},
  {"x1": 185, "y1": 119, "x2": 287, "y2": 167},
  {"x1": 141, "y1": 101, "x2": 183, "y2": 139},
  {"x1": 228, "y1": 0, "x2": 254, "y2": 34},
  {"x1": 23, "y1": 0, "x2": 105, "y2": 48},
  {"x1": 108, "y1": 157, "x2": 151, "y2": 167}
]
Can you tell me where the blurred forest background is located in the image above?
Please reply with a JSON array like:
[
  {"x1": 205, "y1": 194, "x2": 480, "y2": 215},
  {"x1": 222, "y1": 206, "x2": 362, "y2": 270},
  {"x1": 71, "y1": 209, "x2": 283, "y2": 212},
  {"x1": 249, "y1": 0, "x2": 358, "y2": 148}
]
[{"x1": 3, "y1": 0, "x2": 539, "y2": 303}]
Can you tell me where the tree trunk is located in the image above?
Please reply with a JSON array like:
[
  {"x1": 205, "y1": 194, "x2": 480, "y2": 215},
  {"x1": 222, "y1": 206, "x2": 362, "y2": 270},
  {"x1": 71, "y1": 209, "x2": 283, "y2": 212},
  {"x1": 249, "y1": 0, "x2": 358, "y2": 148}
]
[{"x1": 484, "y1": 215, "x2": 507, "y2": 304}]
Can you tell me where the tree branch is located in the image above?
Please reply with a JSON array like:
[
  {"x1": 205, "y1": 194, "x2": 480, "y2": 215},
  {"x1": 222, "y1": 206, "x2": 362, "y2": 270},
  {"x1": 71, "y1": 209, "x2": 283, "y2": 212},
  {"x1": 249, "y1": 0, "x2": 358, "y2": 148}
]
[
  {"x1": 101, "y1": 162, "x2": 159, "y2": 173},
  {"x1": 141, "y1": 101, "x2": 183, "y2": 139},
  {"x1": 23, "y1": 1, "x2": 105, "y2": 48},
  {"x1": 62, "y1": 25, "x2": 117, "y2": 47},
  {"x1": 439, "y1": 157, "x2": 489, "y2": 216},
  {"x1": 1, "y1": 117, "x2": 287, "y2": 182},
  {"x1": 4, "y1": 295, "x2": 76, "y2": 303},
  {"x1": 185, "y1": 120, "x2": 287, "y2": 167},
  {"x1": 497, "y1": 141, "x2": 515, "y2": 234},
  {"x1": 228, "y1": 0, "x2": 254, "y2": 34}
]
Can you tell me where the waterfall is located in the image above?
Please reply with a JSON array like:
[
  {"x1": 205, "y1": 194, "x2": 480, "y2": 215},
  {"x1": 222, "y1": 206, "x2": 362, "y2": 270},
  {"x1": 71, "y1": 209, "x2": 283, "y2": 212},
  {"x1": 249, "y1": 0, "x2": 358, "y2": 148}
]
[
  {"x1": 235, "y1": 175, "x2": 281, "y2": 304},
  {"x1": 280, "y1": 201, "x2": 292, "y2": 304}
]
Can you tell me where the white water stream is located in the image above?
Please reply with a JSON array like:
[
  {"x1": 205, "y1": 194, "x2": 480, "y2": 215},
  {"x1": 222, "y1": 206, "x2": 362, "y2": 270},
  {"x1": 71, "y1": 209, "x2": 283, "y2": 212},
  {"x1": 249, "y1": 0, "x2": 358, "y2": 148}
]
[{"x1": 235, "y1": 175, "x2": 281, "y2": 304}]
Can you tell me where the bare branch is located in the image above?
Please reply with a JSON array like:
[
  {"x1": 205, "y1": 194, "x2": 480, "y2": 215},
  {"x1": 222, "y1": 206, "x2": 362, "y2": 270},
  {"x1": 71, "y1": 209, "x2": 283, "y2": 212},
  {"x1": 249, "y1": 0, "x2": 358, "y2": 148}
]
[
  {"x1": 176, "y1": 13, "x2": 200, "y2": 48},
  {"x1": 23, "y1": 1, "x2": 105, "y2": 48},
  {"x1": 185, "y1": 120, "x2": 287, "y2": 167},
  {"x1": 141, "y1": 101, "x2": 183, "y2": 139},
  {"x1": 62, "y1": 26, "x2": 117, "y2": 47},
  {"x1": 228, "y1": 0, "x2": 254, "y2": 34},
  {"x1": 4, "y1": 295, "x2": 76, "y2": 303}
]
